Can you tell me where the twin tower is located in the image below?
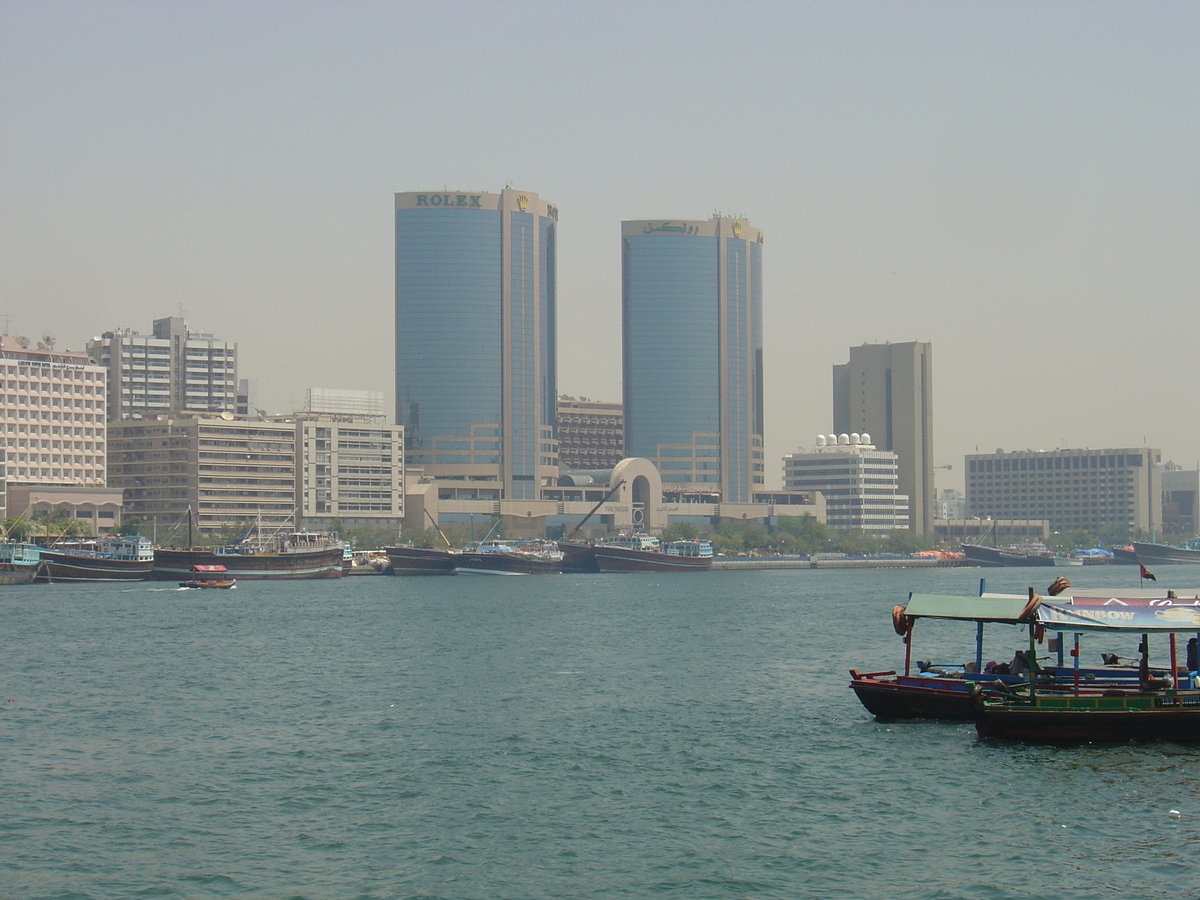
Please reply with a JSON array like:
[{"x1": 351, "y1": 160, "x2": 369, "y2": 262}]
[{"x1": 395, "y1": 189, "x2": 765, "y2": 504}]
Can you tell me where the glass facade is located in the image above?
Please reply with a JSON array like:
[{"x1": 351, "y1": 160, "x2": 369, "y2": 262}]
[
  {"x1": 622, "y1": 219, "x2": 764, "y2": 501},
  {"x1": 623, "y1": 234, "x2": 719, "y2": 464},
  {"x1": 396, "y1": 208, "x2": 502, "y2": 464},
  {"x1": 395, "y1": 191, "x2": 556, "y2": 498}
]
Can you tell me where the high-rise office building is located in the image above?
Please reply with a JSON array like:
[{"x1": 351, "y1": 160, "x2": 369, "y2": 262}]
[
  {"x1": 88, "y1": 316, "x2": 238, "y2": 420},
  {"x1": 832, "y1": 341, "x2": 934, "y2": 534},
  {"x1": 395, "y1": 189, "x2": 558, "y2": 501},
  {"x1": 621, "y1": 216, "x2": 764, "y2": 503}
]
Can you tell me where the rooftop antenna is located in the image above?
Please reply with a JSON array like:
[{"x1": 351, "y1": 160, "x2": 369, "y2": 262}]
[{"x1": 1, "y1": 315, "x2": 9, "y2": 335}]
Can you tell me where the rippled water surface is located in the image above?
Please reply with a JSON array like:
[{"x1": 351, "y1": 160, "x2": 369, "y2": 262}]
[{"x1": 4, "y1": 566, "x2": 1198, "y2": 899}]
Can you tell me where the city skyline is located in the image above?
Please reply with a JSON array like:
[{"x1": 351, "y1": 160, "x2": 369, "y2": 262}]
[{"x1": 2, "y1": 2, "x2": 1198, "y2": 492}]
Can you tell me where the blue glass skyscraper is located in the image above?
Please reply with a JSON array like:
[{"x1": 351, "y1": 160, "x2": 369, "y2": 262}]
[
  {"x1": 395, "y1": 189, "x2": 558, "y2": 501},
  {"x1": 622, "y1": 217, "x2": 764, "y2": 503}
]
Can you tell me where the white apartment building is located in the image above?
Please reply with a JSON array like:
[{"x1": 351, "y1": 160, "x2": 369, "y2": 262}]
[
  {"x1": 295, "y1": 418, "x2": 404, "y2": 530},
  {"x1": 783, "y1": 433, "x2": 909, "y2": 530},
  {"x1": 88, "y1": 316, "x2": 237, "y2": 420}
]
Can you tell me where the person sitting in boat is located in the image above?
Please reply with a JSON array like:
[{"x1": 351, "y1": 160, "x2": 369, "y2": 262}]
[
  {"x1": 1188, "y1": 638, "x2": 1198, "y2": 673},
  {"x1": 1008, "y1": 650, "x2": 1030, "y2": 678}
]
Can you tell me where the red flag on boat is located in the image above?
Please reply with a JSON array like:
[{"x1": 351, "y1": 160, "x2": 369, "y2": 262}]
[{"x1": 1140, "y1": 564, "x2": 1157, "y2": 581}]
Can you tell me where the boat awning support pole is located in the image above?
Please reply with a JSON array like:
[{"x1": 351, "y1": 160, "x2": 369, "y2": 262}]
[
  {"x1": 1073, "y1": 633, "x2": 1081, "y2": 695},
  {"x1": 1028, "y1": 624, "x2": 1037, "y2": 699},
  {"x1": 975, "y1": 621, "x2": 984, "y2": 673},
  {"x1": 1170, "y1": 633, "x2": 1179, "y2": 692},
  {"x1": 903, "y1": 621, "x2": 913, "y2": 676}
]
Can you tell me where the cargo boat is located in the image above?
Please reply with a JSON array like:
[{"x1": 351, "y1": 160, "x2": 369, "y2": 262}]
[
  {"x1": 0, "y1": 542, "x2": 41, "y2": 585},
  {"x1": 151, "y1": 528, "x2": 344, "y2": 581},
  {"x1": 454, "y1": 540, "x2": 563, "y2": 575},
  {"x1": 384, "y1": 545, "x2": 460, "y2": 576},
  {"x1": 1132, "y1": 540, "x2": 1200, "y2": 566},
  {"x1": 592, "y1": 534, "x2": 713, "y2": 573},
  {"x1": 35, "y1": 536, "x2": 154, "y2": 583}
]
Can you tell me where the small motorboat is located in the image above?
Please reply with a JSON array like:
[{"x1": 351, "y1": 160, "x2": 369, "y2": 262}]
[{"x1": 179, "y1": 564, "x2": 237, "y2": 589}]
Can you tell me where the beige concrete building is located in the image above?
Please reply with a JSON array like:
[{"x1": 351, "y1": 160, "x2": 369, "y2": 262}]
[
  {"x1": 833, "y1": 341, "x2": 934, "y2": 535},
  {"x1": 88, "y1": 316, "x2": 237, "y2": 420},
  {"x1": 556, "y1": 397, "x2": 624, "y2": 471},
  {"x1": 108, "y1": 415, "x2": 296, "y2": 534},
  {"x1": 0, "y1": 335, "x2": 108, "y2": 521},
  {"x1": 405, "y1": 457, "x2": 825, "y2": 541},
  {"x1": 965, "y1": 447, "x2": 1161, "y2": 537},
  {"x1": 5, "y1": 485, "x2": 124, "y2": 533}
]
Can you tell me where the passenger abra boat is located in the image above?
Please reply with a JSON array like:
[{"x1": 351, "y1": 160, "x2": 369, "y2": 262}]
[
  {"x1": 0, "y1": 542, "x2": 41, "y2": 585},
  {"x1": 179, "y1": 564, "x2": 236, "y2": 589},
  {"x1": 592, "y1": 533, "x2": 714, "y2": 573},
  {"x1": 974, "y1": 597, "x2": 1200, "y2": 742},
  {"x1": 35, "y1": 536, "x2": 154, "y2": 583}
]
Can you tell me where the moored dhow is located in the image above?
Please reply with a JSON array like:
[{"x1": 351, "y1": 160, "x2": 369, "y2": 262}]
[
  {"x1": 592, "y1": 533, "x2": 713, "y2": 573},
  {"x1": 151, "y1": 529, "x2": 345, "y2": 580},
  {"x1": 454, "y1": 539, "x2": 563, "y2": 575},
  {"x1": 1132, "y1": 539, "x2": 1200, "y2": 566},
  {"x1": 35, "y1": 536, "x2": 154, "y2": 583},
  {"x1": 0, "y1": 542, "x2": 41, "y2": 584},
  {"x1": 384, "y1": 544, "x2": 460, "y2": 576}
]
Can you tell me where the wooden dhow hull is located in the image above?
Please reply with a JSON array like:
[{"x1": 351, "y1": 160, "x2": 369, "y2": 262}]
[
  {"x1": 593, "y1": 545, "x2": 712, "y2": 573},
  {"x1": 36, "y1": 551, "x2": 153, "y2": 583},
  {"x1": 384, "y1": 546, "x2": 459, "y2": 576},
  {"x1": 454, "y1": 550, "x2": 561, "y2": 575},
  {"x1": 150, "y1": 546, "x2": 344, "y2": 580},
  {"x1": 0, "y1": 567, "x2": 36, "y2": 585},
  {"x1": 1132, "y1": 541, "x2": 1200, "y2": 565},
  {"x1": 556, "y1": 540, "x2": 601, "y2": 574}
]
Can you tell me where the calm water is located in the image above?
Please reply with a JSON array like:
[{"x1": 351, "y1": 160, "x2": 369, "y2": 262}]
[{"x1": 3, "y1": 566, "x2": 1198, "y2": 899}]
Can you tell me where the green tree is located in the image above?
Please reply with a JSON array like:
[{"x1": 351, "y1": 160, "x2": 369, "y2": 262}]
[
  {"x1": 661, "y1": 522, "x2": 699, "y2": 542},
  {"x1": 775, "y1": 515, "x2": 830, "y2": 554}
]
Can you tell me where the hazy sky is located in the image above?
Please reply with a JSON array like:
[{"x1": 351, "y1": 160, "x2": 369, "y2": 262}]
[{"x1": 2, "y1": 0, "x2": 1197, "y2": 492}]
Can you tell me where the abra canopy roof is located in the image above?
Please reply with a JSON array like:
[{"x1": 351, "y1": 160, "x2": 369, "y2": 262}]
[
  {"x1": 902, "y1": 593, "x2": 1033, "y2": 624},
  {"x1": 1037, "y1": 600, "x2": 1200, "y2": 633}
]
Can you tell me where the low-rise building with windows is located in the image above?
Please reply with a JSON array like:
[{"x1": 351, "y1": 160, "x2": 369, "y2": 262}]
[
  {"x1": 964, "y1": 447, "x2": 1161, "y2": 536},
  {"x1": 782, "y1": 433, "x2": 909, "y2": 530}
]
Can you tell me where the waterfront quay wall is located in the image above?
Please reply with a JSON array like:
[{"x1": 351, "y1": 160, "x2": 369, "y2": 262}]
[{"x1": 710, "y1": 557, "x2": 964, "y2": 570}]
